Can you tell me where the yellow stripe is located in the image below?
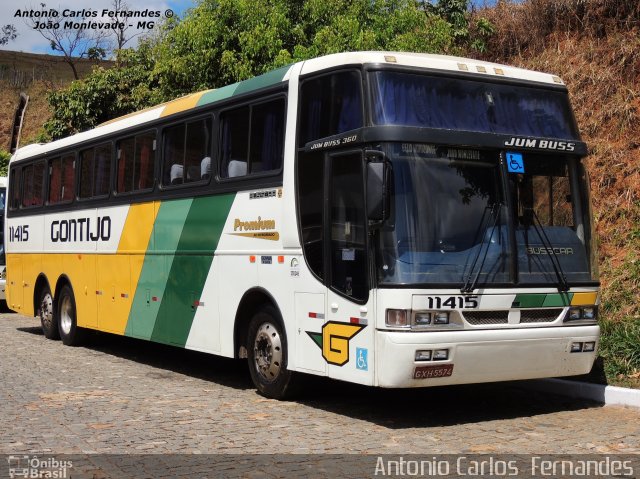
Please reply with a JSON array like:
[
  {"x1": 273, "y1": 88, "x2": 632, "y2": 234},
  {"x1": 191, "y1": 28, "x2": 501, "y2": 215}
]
[
  {"x1": 570, "y1": 292, "x2": 598, "y2": 306},
  {"x1": 160, "y1": 91, "x2": 209, "y2": 118},
  {"x1": 94, "y1": 202, "x2": 160, "y2": 335},
  {"x1": 118, "y1": 202, "x2": 158, "y2": 253}
]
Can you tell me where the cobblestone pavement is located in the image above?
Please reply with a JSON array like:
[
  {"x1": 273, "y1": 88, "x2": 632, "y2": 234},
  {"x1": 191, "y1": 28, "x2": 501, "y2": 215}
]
[{"x1": 1, "y1": 312, "x2": 639, "y2": 456}]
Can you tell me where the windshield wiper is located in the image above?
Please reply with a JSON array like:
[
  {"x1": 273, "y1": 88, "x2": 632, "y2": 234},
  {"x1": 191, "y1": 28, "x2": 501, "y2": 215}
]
[
  {"x1": 461, "y1": 203, "x2": 502, "y2": 293},
  {"x1": 527, "y1": 207, "x2": 570, "y2": 292}
]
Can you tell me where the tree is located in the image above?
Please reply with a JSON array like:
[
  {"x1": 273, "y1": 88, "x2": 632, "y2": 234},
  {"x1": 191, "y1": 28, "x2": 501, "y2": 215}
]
[
  {"x1": 109, "y1": 0, "x2": 146, "y2": 55},
  {"x1": 46, "y1": 0, "x2": 468, "y2": 136},
  {"x1": 151, "y1": 0, "x2": 455, "y2": 99},
  {"x1": 28, "y1": 3, "x2": 108, "y2": 79},
  {"x1": 44, "y1": 46, "x2": 158, "y2": 139},
  {"x1": 0, "y1": 25, "x2": 18, "y2": 46}
]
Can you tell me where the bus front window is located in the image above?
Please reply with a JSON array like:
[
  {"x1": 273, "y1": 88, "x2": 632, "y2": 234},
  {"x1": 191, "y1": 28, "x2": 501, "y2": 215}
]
[
  {"x1": 377, "y1": 144, "x2": 510, "y2": 286},
  {"x1": 376, "y1": 144, "x2": 597, "y2": 288},
  {"x1": 512, "y1": 155, "x2": 595, "y2": 284}
]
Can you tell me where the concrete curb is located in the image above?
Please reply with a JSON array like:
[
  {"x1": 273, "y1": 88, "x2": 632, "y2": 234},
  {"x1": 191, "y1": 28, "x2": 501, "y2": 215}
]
[{"x1": 523, "y1": 378, "x2": 640, "y2": 408}]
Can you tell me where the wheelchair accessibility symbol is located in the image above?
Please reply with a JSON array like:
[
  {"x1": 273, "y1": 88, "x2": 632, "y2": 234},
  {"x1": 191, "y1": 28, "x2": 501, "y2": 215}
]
[
  {"x1": 506, "y1": 152, "x2": 525, "y2": 173},
  {"x1": 356, "y1": 347, "x2": 368, "y2": 371}
]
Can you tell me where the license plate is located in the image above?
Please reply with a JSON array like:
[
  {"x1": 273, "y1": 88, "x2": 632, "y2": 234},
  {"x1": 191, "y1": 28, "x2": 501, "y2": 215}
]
[{"x1": 414, "y1": 364, "x2": 454, "y2": 379}]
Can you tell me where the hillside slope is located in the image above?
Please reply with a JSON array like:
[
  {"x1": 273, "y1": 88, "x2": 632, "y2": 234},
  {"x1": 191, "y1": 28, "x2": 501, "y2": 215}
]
[
  {"x1": 475, "y1": 0, "x2": 640, "y2": 384},
  {"x1": 0, "y1": 50, "x2": 111, "y2": 150}
]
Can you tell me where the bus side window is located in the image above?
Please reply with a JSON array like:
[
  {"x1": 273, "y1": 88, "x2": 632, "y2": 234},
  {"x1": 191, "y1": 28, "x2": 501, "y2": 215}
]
[
  {"x1": 184, "y1": 118, "x2": 211, "y2": 183},
  {"x1": 79, "y1": 143, "x2": 111, "y2": 199},
  {"x1": 136, "y1": 132, "x2": 155, "y2": 189},
  {"x1": 61, "y1": 154, "x2": 75, "y2": 202},
  {"x1": 249, "y1": 99, "x2": 285, "y2": 174},
  {"x1": 9, "y1": 168, "x2": 20, "y2": 210},
  {"x1": 162, "y1": 120, "x2": 210, "y2": 186},
  {"x1": 21, "y1": 161, "x2": 45, "y2": 208},
  {"x1": 48, "y1": 157, "x2": 62, "y2": 204},
  {"x1": 299, "y1": 71, "x2": 363, "y2": 146},
  {"x1": 220, "y1": 106, "x2": 249, "y2": 178},
  {"x1": 117, "y1": 137, "x2": 136, "y2": 193},
  {"x1": 79, "y1": 148, "x2": 94, "y2": 199},
  {"x1": 94, "y1": 144, "x2": 112, "y2": 197}
]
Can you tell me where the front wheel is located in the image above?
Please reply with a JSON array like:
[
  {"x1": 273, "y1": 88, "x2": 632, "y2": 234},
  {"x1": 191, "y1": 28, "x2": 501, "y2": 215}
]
[
  {"x1": 247, "y1": 307, "x2": 296, "y2": 399},
  {"x1": 57, "y1": 284, "x2": 85, "y2": 346},
  {"x1": 38, "y1": 285, "x2": 58, "y2": 339}
]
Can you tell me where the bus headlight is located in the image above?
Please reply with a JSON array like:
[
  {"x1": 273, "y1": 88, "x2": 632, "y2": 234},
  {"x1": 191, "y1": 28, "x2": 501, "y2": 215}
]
[
  {"x1": 433, "y1": 312, "x2": 450, "y2": 325},
  {"x1": 568, "y1": 308, "x2": 582, "y2": 320},
  {"x1": 564, "y1": 306, "x2": 598, "y2": 323},
  {"x1": 386, "y1": 309, "x2": 409, "y2": 327},
  {"x1": 414, "y1": 312, "x2": 432, "y2": 326}
]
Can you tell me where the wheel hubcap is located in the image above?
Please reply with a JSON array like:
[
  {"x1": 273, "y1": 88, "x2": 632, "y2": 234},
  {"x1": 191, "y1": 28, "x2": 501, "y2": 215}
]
[
  {"x1": 60, "y1": 295, "x2": 73, "y2": 335},
  {"x1": 39, "y1": 293, "x2": 53, "y2": 328},
  {"x1": 253, "y1": 322, "x2": 282, "y2": 382}
]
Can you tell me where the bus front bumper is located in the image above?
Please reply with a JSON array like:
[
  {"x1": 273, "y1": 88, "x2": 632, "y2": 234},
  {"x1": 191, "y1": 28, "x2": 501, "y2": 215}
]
[{"x1": 375, "y1": 325, "x2": 599, "y2": 388}]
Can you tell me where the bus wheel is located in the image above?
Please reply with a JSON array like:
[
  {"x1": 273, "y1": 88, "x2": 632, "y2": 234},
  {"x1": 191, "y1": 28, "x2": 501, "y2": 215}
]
[
  {"x1": 247, "y1": 307, "x2": 296, "y2": 399},
  {"x1": 38, "y1": 286, "x2": 58, "y2": 340},
  {"x1": 57, "y1": 284, "x2": 85, "y2": 346}
]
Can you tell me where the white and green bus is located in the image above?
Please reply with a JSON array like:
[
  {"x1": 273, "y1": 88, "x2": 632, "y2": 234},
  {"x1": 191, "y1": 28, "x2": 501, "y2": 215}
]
[{"x1": 6, "y1": 52, "x2": 599, "y2": 398}]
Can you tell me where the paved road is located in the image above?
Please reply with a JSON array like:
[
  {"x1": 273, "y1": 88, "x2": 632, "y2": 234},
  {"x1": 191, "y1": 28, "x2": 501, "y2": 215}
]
[{"x1": 1, "y1": 312, "x2": 639, "y2": 458}]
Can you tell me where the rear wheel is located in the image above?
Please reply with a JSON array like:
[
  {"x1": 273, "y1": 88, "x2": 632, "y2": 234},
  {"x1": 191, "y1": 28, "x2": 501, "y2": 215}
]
[
  {"x1": 247, "y1": 306, "x2": 296, "y2": 399},
  {"x1": 57, "y1": 284, "x2": 85, "y2": 346},
  {"x1": 38, "y1": 285, "x2": 58, "y2": 339}
]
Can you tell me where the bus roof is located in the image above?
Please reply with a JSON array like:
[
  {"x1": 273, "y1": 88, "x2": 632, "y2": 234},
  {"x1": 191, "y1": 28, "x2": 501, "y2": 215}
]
[{"x1": 11, "y1": 51, "x2": 565, "y2": 163}]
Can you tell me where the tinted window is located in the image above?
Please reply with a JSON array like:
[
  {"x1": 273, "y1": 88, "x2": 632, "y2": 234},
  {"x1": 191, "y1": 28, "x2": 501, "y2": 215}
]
[
  {"x1": 117, "y1": 131, "x2": 156, "y2": 193},
  {"x1": 297, "y1": 151, "x2": 325, "y2": 279},
  {"x1": 299, "y1": 71, "x2": 363, "y2": 145},
  {"x1": 79, "y1": 143, "x2": 112, "y2": 199},
  {"x1": 330, "y1": 154, "x2": 368, "y2": 300},
  {"x1": 21, "y1": 161, "x2": 45, "y2": 208},
  {"x1": 162, "y1": 118, "x2": 211, "y2": 186},
  {"x1": 9, "y1": 169, "x2": 20, "y2": 210},
  {"x1": 220, "y1": 106, "x2": 249, "y2": 178},
  {"x1": 49, "y1": 154, "x2": 75, "y2": 204},
  {"x1": 250, "y1": 99, "x2": 285, "y2": 174},
  {"x1": 220, "y1": 99, "x2": 285, "y2": 178},
  {"x1": 370, "y1": 71, "x2": 580, "y2": 140}
]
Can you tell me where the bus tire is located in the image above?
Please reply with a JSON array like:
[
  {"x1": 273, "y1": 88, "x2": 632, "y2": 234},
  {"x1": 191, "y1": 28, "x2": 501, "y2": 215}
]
[
  {"x1": 247, "y1": 306, "x2": 296, "y2": 399},
  {"x1": 38, "y1": 285, "x2": 59, "y2": 340},
  {"x1": 57, "y1": 284, "x2": 85, "y2": 346}
]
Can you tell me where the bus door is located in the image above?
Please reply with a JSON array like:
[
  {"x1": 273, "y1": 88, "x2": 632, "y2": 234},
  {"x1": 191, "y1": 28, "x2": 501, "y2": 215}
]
[{"x1": 325, "y1": 151, "x2": 374, "y2": 384}]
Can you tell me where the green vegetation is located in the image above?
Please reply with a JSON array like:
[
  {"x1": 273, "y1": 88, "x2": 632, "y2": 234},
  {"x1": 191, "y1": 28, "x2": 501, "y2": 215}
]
[
  {"x1": 0, "y1": 150, "x2": 10, "y2": 176},
  {"x1": 44, "y1": 0, "x2": 491, "y2": 140},
  {"x1": 44, "y1": 47, "x2": 159, "y2": 139},
  {"x1": 598, "y1": 319, "x2": 640, "y2": 386}
]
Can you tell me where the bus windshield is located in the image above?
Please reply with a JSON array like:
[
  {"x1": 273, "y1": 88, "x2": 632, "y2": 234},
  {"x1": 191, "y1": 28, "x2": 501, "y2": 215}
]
[
  {"x1": 376, "y1": 144, "x2": 597, "y2": 287},
  {"x1": 370, "y1": 71, "x2": 580, "y2": 140}
]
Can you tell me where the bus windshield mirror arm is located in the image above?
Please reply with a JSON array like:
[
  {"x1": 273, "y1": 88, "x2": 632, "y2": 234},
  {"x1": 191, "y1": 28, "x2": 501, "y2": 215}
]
[
  {"x1": 528, "y1": 207, "x2": 570, "y2": 293},
  {"x1": 461, "y1": 202, "x2": 502, "y2": 294}
]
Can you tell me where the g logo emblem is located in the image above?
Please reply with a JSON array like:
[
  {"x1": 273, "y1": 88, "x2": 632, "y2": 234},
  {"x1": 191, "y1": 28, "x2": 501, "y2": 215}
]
[{"x1": 307, "y1": 321, "x2": 365, "y2": 366}]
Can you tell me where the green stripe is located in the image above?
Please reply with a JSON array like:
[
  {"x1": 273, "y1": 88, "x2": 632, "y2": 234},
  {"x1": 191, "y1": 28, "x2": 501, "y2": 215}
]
[
  {"x1": 125, "y1": 199, "x2": 193, "y2": 339},
  {"x1": 150, "y1": 194, "x2": 235, "y2": 346},
  {"x1": 197, "y1": 65, "x2": 291, "y2": 107},
  {"x1": 542, "y1": 293, "x2": 573, "y2": 307},
  {"x1": 512, "y1": 293, "x2": 574, "y2": 308},
  {"x1": 197, "y1": 84, "x2": 240, "y2": 107}
]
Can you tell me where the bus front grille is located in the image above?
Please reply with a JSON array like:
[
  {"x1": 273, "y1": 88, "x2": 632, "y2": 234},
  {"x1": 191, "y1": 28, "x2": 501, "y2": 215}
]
[
  {"x1": 519, "y1": 309, "x2": 563, "y2": 323},
  {"x1": 463, "y1": 311, "x2": 509, "y2": 325}
]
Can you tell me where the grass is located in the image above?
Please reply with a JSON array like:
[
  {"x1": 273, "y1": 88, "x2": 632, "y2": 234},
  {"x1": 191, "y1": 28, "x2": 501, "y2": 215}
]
[{"x1": 598, "y1": 318, "x2": 640, "y2": 386}]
